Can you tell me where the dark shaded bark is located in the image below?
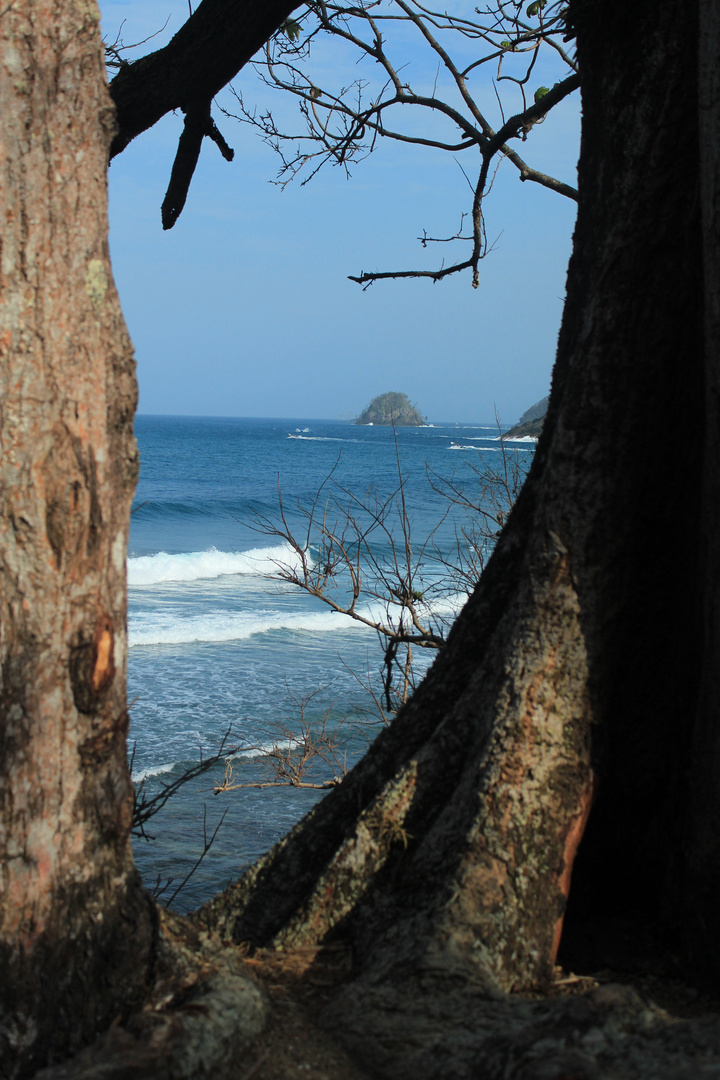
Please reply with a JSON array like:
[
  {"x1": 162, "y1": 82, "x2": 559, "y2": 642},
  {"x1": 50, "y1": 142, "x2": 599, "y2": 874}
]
[
  {"x1": 195, "y1": 0, "x2": 713, "y2": 994},
  {"x1": 551, "y1": 0, "x2": 704, "y2": 965},
  {"x1": 684, "y1": 0, "x2": 720, "y2": 977}
]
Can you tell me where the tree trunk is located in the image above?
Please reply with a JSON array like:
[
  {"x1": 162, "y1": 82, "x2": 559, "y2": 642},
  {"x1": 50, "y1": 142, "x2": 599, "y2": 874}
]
[
  {"x1": 685, "y1": 0, "x2": 720, "y2": 978},
  {"x1": 0, "y1": 5, "x2": 154, "y2": 1074},
  {"x1": 197, "y1": 0, "x2": 711, "y2": 993}
]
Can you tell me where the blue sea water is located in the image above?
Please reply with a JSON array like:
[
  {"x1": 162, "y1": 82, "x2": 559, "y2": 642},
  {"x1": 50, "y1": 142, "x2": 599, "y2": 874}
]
[{"x1": 128, "y1": 415, "x2": 535, "y2": 910}]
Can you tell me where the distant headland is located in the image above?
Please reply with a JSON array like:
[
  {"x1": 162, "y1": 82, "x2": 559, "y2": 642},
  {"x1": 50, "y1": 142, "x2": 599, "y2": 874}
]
[
  {"x1": 505, "y1": 395, "x2": 549, "y2": 438},
  {"x1": 355, "y1": 392, "x2": 426, "y2": 426}
]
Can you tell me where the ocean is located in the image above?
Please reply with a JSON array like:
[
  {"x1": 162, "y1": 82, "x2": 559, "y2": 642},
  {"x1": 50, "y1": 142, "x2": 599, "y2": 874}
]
[{"x1": 128, "y1": 415, "x2": 535, "y2": 910}]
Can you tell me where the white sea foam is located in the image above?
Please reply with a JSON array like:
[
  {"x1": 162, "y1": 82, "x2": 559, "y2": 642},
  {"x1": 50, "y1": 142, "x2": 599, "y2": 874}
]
[
  {"x1": 132, "y1": 761, "x2": 177, "y2": 783},
  {"x1": 128, "y1": 607, "x2": 366, "y2": 647},
  {"x1": 490, "y1": 434, "x2": 538, "y2": 444},
  {"x1": 287, "y1": 434, "x2": 348, "y2": 442},
  {"x1": 127, "y1": 543, "x2": 306, "y2": 587},
  {"x1": 228, "y1": 736, "x2": 302, "y2": 760},
  {"x1": 448, "y1": 443, "x2": 534, "y2": 453},
  {"x1": 424, "y1": 593, "x2": 467, "y2": 619},
  {"x1": 129, "y1": 591, "x2": 466, "y2": 648}
]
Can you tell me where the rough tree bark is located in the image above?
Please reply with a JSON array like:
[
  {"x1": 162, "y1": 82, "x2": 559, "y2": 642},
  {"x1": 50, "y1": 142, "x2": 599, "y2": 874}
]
[
  {"x1": 0, "y1": 4, "x2": 155, "y2": 1073},
  {"x1": 197, "y1": 0, "x2": 714, "y2": 994}
]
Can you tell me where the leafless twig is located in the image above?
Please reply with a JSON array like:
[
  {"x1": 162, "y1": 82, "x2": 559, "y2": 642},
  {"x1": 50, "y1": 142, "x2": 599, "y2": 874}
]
[
  {"x1": 245, "y1": 423, "x2": 529, "y2": 710},
  {"x1": 132, "y1": 727, "x2": 237, "y2": 840},
  {"x1": 215, "y1": 687, "x2": 350, "y2": 792},
  {"x1": 223, "y1": 0, "x2": 578, "y2": 286},
  {"x1": 164, "y1": 805, "x2": 229, "y2": 908}
]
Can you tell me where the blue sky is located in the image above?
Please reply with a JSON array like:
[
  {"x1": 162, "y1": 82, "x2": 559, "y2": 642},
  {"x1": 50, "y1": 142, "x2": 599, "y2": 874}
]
[{"x1": 100, "y1": 1, "x2": 580, "y2": 423}]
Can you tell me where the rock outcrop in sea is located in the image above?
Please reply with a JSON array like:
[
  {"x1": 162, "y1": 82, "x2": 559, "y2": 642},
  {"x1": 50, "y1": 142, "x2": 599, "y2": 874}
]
[{"x1": 355, "y1": 392, "x2": 426, "y2": 426}]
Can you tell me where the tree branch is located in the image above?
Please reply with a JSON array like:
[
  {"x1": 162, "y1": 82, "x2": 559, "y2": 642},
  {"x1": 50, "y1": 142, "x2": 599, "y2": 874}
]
[
  {"x1": 348, "y1": 259, "x2": 476, "y2": 287},
  {"x1": 109, "y1": 0, "x2": 303, "y2": 158},
  {"x1": 237, "y1": 2, "x2": 578, "y2": 286},
  {"x1": 161, "y1": 100, "x2": 209, "y2": 229},
  {"x1": 107, "y1": 0, "x2": 579, "y2": 252},
  {"x1": 161, "y1": 104, "x2": 236, "y2": 230},
  {"x1": 108, "y1": 0, "x2": 302, "y2": 227},
  {"x1": 484, "y1": 72, "x2": 581, "y2": 159}
]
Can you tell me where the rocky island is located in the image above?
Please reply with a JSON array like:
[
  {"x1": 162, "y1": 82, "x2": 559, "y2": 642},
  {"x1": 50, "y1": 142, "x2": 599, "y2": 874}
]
[{"x1": 355, "y1": 391, "x2": 426, "y2": 426}]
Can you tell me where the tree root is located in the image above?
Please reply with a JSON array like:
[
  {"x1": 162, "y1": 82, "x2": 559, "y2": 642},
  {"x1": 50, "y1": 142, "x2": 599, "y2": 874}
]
[
  {"x1": 321, "y1": 975, "x2": 720, "y2": 1080},
  {"x1": 34, "y1": 909, "x2": 267, "y2": 1080},
  {"x1": 30, "y1": 924, "x2": 720, "y2": 1080}
]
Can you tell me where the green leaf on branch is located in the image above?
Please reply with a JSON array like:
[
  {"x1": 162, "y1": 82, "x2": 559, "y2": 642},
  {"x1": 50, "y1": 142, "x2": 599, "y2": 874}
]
[
  {"x1": 281, "y1": 18, "x2": 301, "y2": 42},
  {"x1": 534, "y1": 86, "x2": 550, "y2": 103},
  {"x1": 526, "y1": 0, "x2": 547, "y2": 15}
]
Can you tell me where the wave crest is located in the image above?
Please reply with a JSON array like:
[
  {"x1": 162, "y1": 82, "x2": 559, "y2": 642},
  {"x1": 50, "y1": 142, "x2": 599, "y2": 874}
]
[
  {"x1": 128, "y1": 592, "x2": 466, "y2": 648},
  {"x1": 127, "y1": 543, "x2": 305, "y2": 587}
]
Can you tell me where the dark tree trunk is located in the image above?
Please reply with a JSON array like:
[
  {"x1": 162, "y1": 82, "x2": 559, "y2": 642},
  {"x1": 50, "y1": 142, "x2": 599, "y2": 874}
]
[
  {"x1": 197, "y1": 0, "x2": 714, "y2": 994},
  {"x1": 685, "y1": 0, "x2": 720, "y2": 977},
  {"x1": 0, "y1": 4, "x2": 154, "y2": 1075}
]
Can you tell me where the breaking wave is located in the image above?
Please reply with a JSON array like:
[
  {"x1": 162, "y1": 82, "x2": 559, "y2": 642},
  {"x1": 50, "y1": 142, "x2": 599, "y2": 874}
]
[{"x1": 127, "y1": 543, "x2": 306, "y2": 587}]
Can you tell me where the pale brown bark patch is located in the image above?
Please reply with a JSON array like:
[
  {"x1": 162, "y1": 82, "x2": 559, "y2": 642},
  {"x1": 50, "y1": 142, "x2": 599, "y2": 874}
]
[
  {"x1": 92, "y1": 621, "x2": 114, "y2": 693},
  {"x1": 551, "y1": 772, "x2": 595, "y2": 964}
]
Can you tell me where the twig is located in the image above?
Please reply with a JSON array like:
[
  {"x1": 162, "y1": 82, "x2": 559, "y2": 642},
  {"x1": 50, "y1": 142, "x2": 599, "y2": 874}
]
[
  {"x1": 164, "y1": 805, "x2": 228, "y2": 908},
  {"x1": 132, "y1": 728, "x2": 237, "y2": 840}
]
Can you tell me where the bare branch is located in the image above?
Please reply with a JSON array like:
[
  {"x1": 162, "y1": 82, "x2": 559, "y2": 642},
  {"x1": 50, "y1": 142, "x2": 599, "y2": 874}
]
[
  {"x1": 484, "y1": 72, "x2": 581, "y2": 159},
  {"x1": 215, "y1": 688, "x2": 351, "y2": 792},
  {"x1": 132, "y1": 727, "x2": 237, "y2": 841},
  {"x1": 234, "y1": 0, "x2": 578, "y2": 285},
  {"x1": 164, "y1": 805, "x2": 229, "y2": 908},
  {"x1": 161, "y1": 103, "x2": 236, "y2": 229},
  {"x1": 348, "y1": 258, "x2": 475, "y2": 287},
  {"x1": 103, "y1": 17, "x2": 171, "y2": 72}
]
